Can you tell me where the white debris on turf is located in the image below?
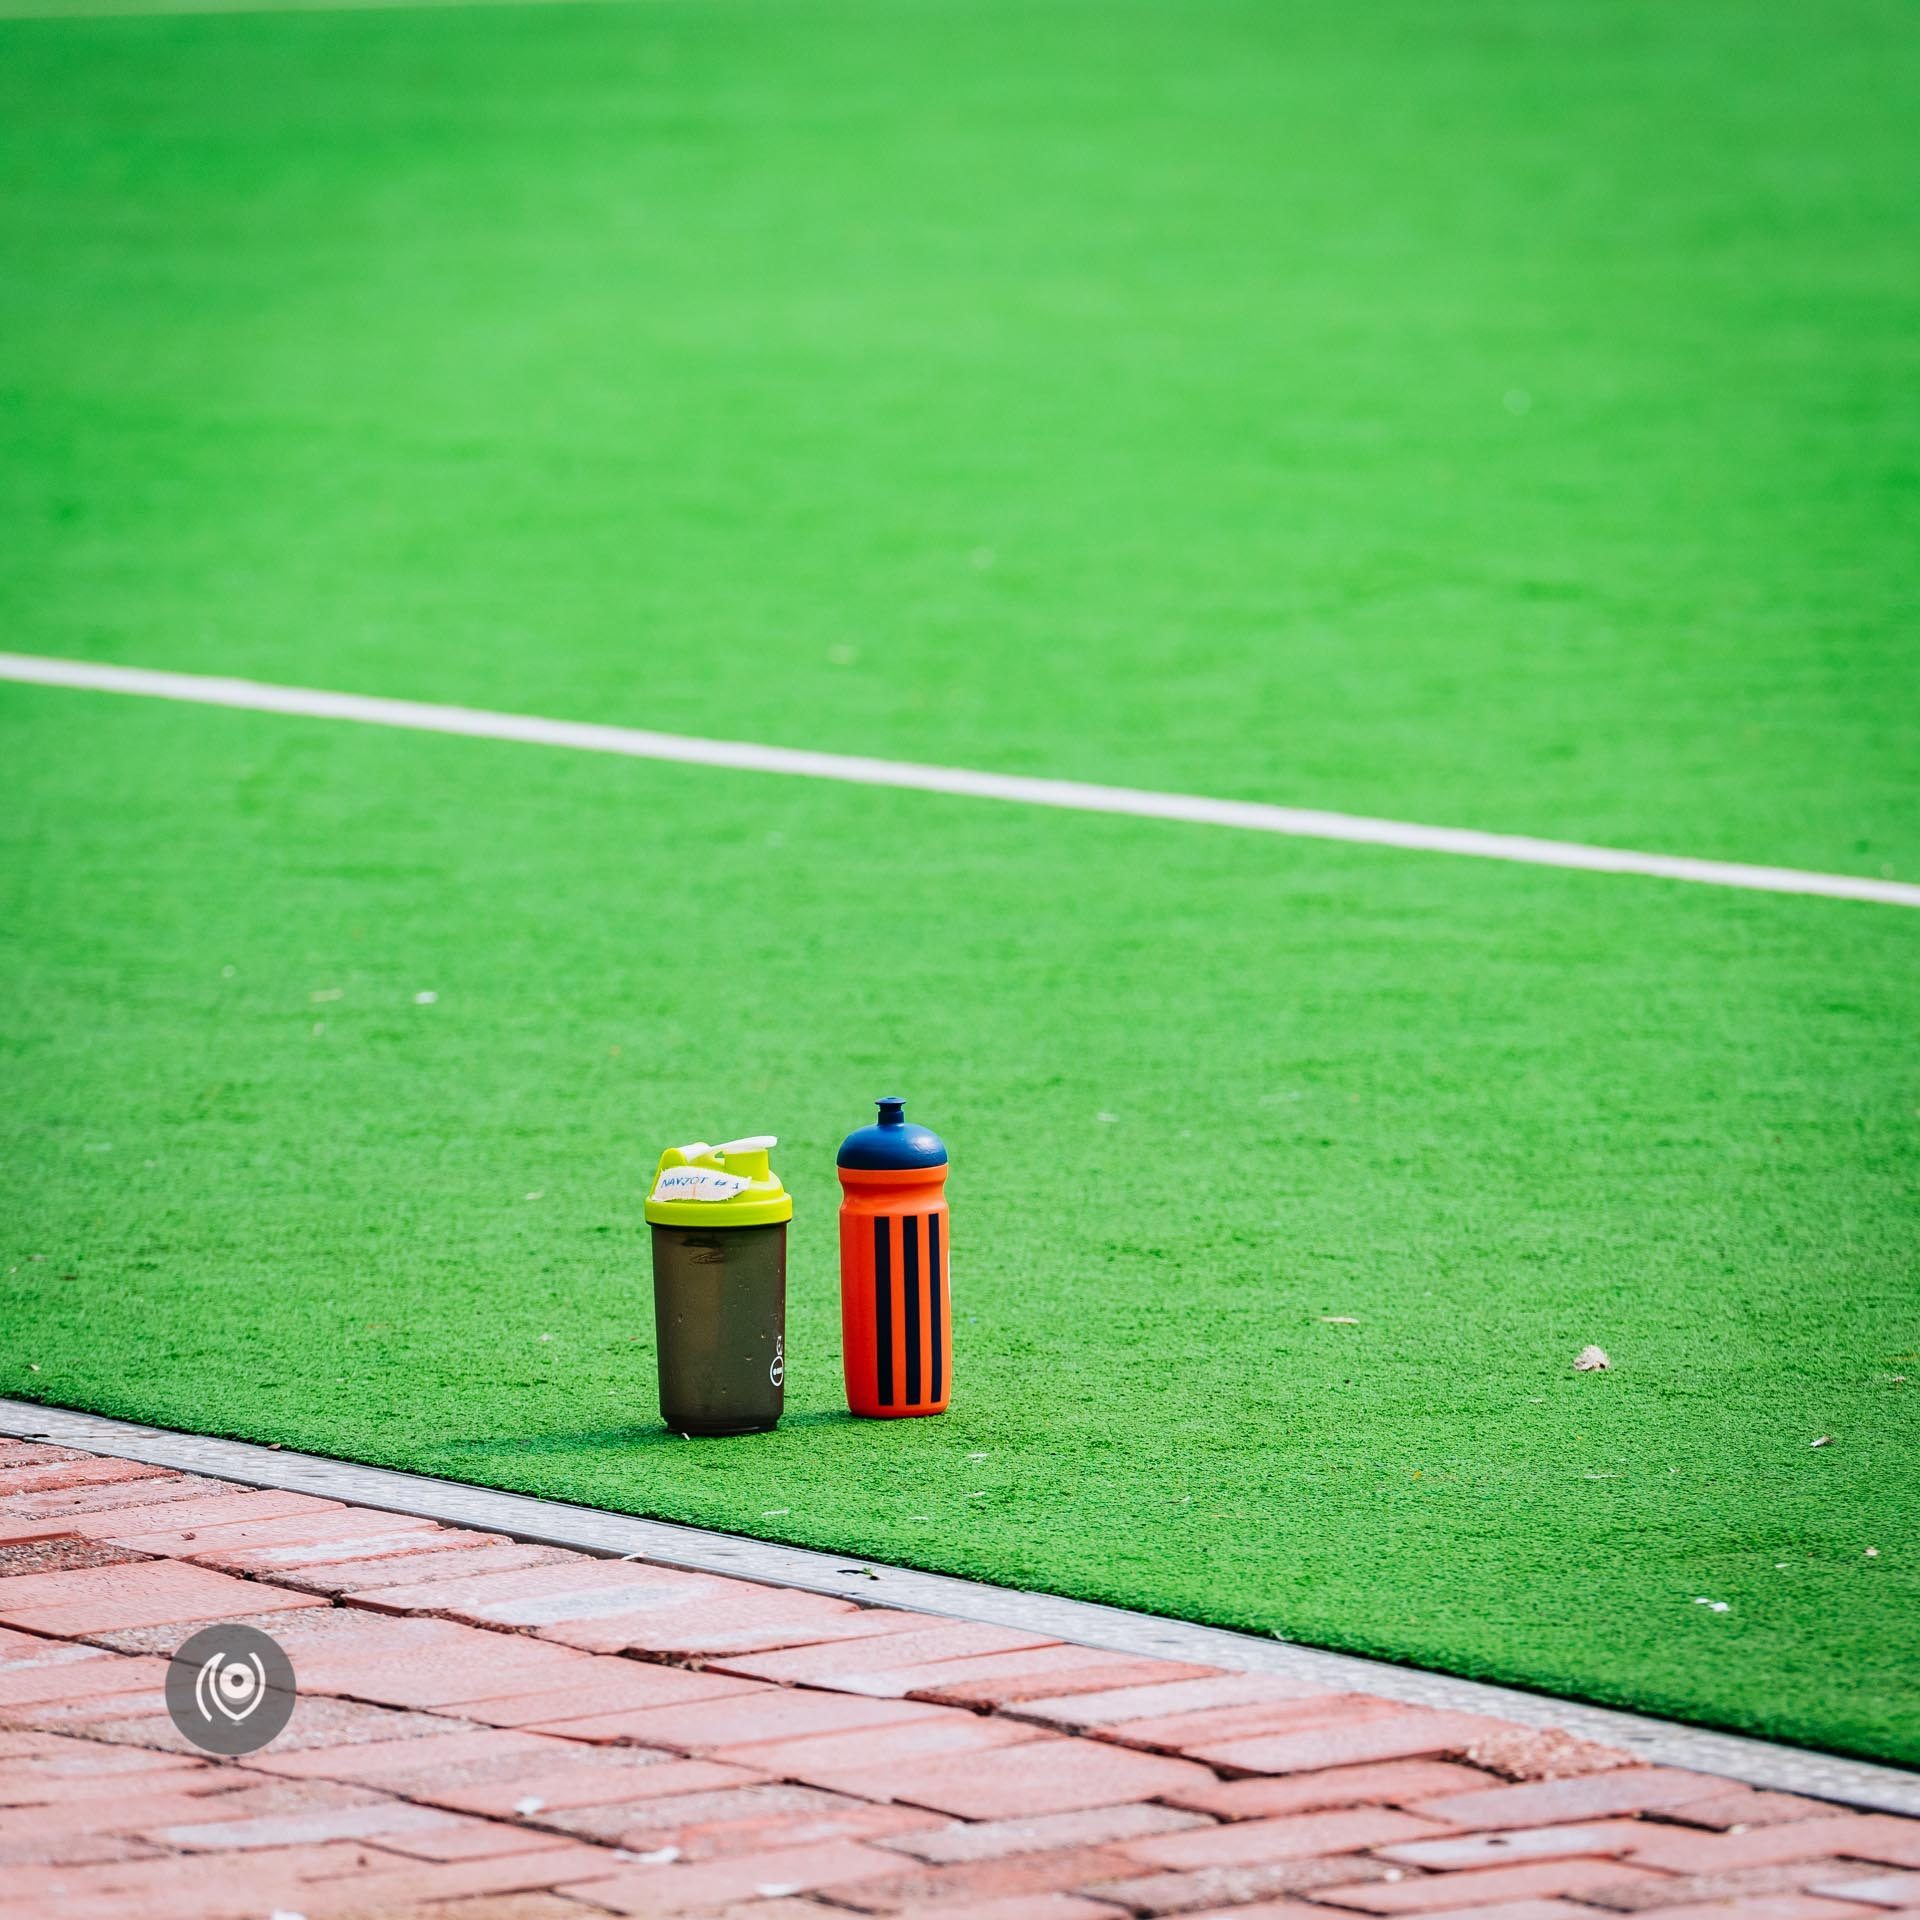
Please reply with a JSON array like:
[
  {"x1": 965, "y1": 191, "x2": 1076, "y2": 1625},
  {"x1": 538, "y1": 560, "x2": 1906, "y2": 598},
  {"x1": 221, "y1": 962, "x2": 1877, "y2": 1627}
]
[{"x1": 1573, "y1": 1345, "x2": 1611, "y2": 1371}]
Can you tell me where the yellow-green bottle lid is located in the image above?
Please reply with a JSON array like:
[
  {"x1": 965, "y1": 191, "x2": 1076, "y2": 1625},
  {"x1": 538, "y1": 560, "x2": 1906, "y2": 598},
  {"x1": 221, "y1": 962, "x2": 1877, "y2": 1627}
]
[{"x1": 643, "y1": 1136, "x2": 793, "y2": 1228}]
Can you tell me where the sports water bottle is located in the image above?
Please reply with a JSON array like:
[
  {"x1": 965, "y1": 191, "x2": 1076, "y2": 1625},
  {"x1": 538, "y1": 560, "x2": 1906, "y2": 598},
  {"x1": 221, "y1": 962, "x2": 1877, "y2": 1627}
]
[
  {"x1": 838, "y1": 1097, "x2": 950, "y2": 1417},
  {"x1": 644, "y1": 1135, "x2": 791, "y2": 1435}
]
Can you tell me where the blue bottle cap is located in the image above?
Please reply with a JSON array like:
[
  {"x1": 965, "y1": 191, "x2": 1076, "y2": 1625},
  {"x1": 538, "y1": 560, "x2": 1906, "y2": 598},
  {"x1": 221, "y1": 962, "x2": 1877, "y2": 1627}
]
[{"x1": 837, "y1": 1095, "x2": 948, "y2": 1170}]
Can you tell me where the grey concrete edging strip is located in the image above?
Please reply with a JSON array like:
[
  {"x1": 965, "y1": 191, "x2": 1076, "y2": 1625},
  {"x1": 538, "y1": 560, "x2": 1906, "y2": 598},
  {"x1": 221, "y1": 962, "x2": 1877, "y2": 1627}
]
[{"x1": 5, "y1": 1397, "x2": 1916, "y2": 1816}]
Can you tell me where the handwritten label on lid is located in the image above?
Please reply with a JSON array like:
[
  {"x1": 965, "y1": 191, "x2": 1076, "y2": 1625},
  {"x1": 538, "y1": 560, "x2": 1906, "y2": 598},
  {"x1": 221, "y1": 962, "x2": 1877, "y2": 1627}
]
[{"x1": 652, "y1": 1165, "x2": 753, "y2": 1204}]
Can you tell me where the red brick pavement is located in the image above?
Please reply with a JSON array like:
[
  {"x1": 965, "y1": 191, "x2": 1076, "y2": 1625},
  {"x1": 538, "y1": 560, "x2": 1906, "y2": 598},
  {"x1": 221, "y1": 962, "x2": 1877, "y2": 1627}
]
[{"x1": 0, "y1": 1436, "x2": 1914, "y2": 1920}]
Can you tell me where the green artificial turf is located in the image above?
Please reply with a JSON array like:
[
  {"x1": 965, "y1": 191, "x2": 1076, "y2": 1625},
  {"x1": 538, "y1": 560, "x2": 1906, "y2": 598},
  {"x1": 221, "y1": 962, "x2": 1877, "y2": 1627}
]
[
  {"x1": 3, "y1": 0, "x2": 1918, "y2": 1764},
  {"x1": 2, "y1": 0, "x2": 1917, "y2": 876},
  {"x1": 6, "y1": 689, "x2": 1918, "y2": 1763}
]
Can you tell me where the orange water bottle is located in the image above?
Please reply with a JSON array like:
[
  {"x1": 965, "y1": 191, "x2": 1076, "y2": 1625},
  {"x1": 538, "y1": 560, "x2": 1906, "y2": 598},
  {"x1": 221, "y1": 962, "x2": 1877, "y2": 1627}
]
[{"x1": 838, "y1": 1096, "x2": 950, "y2": 1417}]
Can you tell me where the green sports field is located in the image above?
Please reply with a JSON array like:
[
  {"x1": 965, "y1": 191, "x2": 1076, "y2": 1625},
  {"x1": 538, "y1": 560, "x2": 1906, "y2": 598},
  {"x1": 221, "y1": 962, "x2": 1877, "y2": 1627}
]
[{"x1": 4, "y1": 0, "x2": 1917, "y2": 1766}]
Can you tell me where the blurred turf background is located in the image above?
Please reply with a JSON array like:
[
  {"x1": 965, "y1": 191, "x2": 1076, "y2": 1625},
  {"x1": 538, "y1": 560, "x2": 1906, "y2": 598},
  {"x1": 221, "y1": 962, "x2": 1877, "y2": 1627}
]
[{"x1": 2, "y1": 0, "x2": 1916, "y2": 1761}]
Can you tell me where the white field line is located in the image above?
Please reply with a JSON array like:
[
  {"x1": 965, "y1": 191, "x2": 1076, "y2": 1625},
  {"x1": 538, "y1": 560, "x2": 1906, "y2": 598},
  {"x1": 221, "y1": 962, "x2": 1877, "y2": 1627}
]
[{"x1": 4, "y1": 650, "x2": 1916, "y2": 909}]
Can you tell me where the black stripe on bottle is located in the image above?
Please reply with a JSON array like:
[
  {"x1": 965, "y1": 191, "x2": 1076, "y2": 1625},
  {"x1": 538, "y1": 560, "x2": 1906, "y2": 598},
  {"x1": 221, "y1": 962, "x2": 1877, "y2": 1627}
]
[
  {"x1": 928, "y1": 1211, "x2": 943, "y2": 1405},
  {"x1": 903, "y1": 1212, "x2": 923, "y2": 1406},
  {"x1": 873, "y1": 1214, "x2": 893, "y2": 1408}
]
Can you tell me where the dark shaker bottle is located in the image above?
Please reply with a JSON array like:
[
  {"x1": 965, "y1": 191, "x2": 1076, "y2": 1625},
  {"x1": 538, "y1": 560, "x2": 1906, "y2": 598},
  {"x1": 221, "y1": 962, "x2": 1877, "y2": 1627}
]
[{"x1": 644, "y1": 1136, "x2": 791, "y2": 1436}]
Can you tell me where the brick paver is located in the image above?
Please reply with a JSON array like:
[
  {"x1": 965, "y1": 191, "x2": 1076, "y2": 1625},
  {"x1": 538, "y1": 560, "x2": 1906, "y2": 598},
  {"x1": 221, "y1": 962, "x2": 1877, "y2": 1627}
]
[
  {"x1": 1666, "y1": 1789, "x2": 1838, "y2": 1831},
  {"x1": 826, "y1": 1733, "x2": 1216, "y2": 1819},
  {"x1": 709, "y1": 1703, "x2": 1051, "y2": 1789},
  {"x1": 571, "y1": 1779, "x2": 944, "y2": 1857},
  {"x1": 0, "y1": 1647, "x2": 172, "y2": 1708},
  {"x1": 1316, "y1": 1858, "x2": 1673, "y2": 1912},
  {"x1": 1808, "y1": 1868, "x2": 1920, "y2": 1906},
  {"x1": 1162, "y1": 1759, "x2": 1499, "y2": 1820},
  {"x1": 453, "y1": 1658, "x2": 758, "y2": 1727},
  {"x1": 242, "y1": 1724, "x2": 575, "y2": 1782},
  {"x1": 1192, "y1": 1708, "x2": 1525, "y2": 1776},
  {"x1": 823, "y1": 1843, "x2": 1152, "y2": 1911},
  {"x1": 904, "y1": 1900, "x2": 1131, "y2": 1920},
  {"x1": 1410, "y1": 1771, "x2": 1732, "y2": 1830},
  {"x1": 1618, "y1": 1899, "x2": 1882, "y2": 1920},
  {"x1": 68, "y1": 1486, "x2": 344, "y2": 1541},
  {"x1": 1015, "y1": 1670, "x2": 1335, "y2": 1730},
  {"x1": 106, "y1": 1506, "x2": 443, "y2": 1559},
  {"x1": 567, "y1": 1684, "x2": 950, "y2": 1754},
  {"x1": 0, "y1": 1556, "x2": 326, "y2": 1635},
  {"x1": 0, "y1": 1456, "x2": 170, "y2": 1497},
  {"x1": 572, "y1": 1836, "x2": 905, "y2": 1913},
  {"x1": 710, "y1": 1618, "x2": 1060, "y2": 1686},
  {"x1": 1119, "y1": 1806, "x2": 1450, "y2": 1870},
  {"x1": 3, "y1": 1477, "x2": 231, "y2": 1534},
  {"x1": 1376, "y1": 1820, "x2": 1650, "y2": 1871},
  {"x1": 334, "y1": 1555, "x2": 718, "y2": 1624},
  {"x1": 1582, "y1": 1861, "x2": 1896, "y2": 1911},
  {"x1": 0, "y1": 1433, "x2": 1912, "y2": 1920},
  {"x1": 877, "y1": 1800, "x2": 1209, "y2": 1865},
  {"x1": 900, "y1": 1648, "x2": 1220, "y2": 1708},
  {"x1": 1097, "y1": 1692, "x2": 1412, "y2": 1758},
  {"x1": 1623, "y1": 1818, "x2": 1920, "y2": 1876},
  {"x1": 1084, "y1": 1850, "x2": 1393, "y2": 1914},
  {"x1": 289, "y1": 1540, "x2": 581, "y2": 1595},
  {"x1": 541, "y1": 1585, "x2": 912, "y2": 1659}
]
